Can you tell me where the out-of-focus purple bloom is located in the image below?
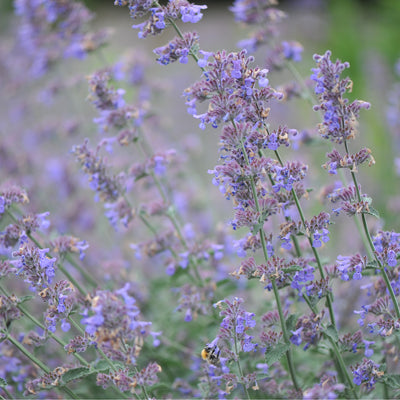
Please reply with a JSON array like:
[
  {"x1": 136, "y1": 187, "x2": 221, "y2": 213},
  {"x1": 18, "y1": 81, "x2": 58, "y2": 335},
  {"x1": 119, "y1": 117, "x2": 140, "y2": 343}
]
[
  {"x1": 290, "y1": 327, "x2": 303, "y2": 346},
  {"x1": 281, "y1": 41, "x2": 303, "y2": 62},
  {"x1": 13, "y1": 0, "x2": 101, "y2": 77},
  {"x1": 363, "y1": 340, "x2": 375, "y2": 358},
  {"x1": 180, "y1": 4, "x2": 207, "y2": 23}
]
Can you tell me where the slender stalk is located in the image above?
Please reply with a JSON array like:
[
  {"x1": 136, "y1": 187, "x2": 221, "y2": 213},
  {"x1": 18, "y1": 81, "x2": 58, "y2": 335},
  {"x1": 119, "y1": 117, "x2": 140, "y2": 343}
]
[
  {"x1": 5, "y1": 210, "x2": 88, "y2": 296},
  {"x1": 273, "y1": 149, "x2": 337, "y2": 328},
  {"x1": 6, "y1": 334, "x2": 80, "y2": 399},
  {"x1": 64, "y1": 254, "x2": 98, "y2": 288},
  {"x1": 0, "y1": 385, "x2": 15, "y2": 400},
  {"x1": 233, "y1": 331, "x2": 251, "y2": 400},
  {"x1": 7, "y1": 208, "x2": 99, "y2": 289},
  {"x1": 285, "y1": 62, "x2": 373, "y2": 259},
  {"x1": 0, "y1": 284, "x2": 89, "y2": 367},
  {"x1": 344, "y1": 141, "x2": 400, "y2": 318},
  {"x1": 236, "y1": 127, "x2": 299, "y2": 391},
  {"x1": 325, "y1": 335, "x2": 359, "y2": 399},
  {"x1": 133, "y1": 124, "x2": 204, "y2": 285},
  {"x1": 270, "y1": 280, "x2": 300, "y2": 391}
]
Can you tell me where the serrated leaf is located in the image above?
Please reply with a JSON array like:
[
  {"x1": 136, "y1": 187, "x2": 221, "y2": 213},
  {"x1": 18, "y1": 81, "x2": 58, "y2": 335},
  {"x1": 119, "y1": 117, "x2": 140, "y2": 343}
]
[
  {"x1": 282, "y1": 265, "x2": 303, "y2": 273},
  {"x1": 365, "y1": 260, "x2": 378, "y2": 270},
  {"x1": 265, "y1": 343, "x2": 291, "y2": 365},
  {"x1": 365, "y1": 206, "x2": 380, "y2": 219},
  {"x1": 324, "y1": 325, "x2": 339, "y2": 342},
  {"x1": 62, "y1": 367, "x2": 91, "y2": 383},
  {"x1": 285, "y1": 314, "x2": 297, "y2": 332},
  {"x1": 92, "y1": 359, "x2": 111, "y2": 372},
  {"x1": 383, "y1": 374, "x2": 400, "y2": 388},
  {"x1": 0, "y1": 377, "x2": 7, "y2": 388}
]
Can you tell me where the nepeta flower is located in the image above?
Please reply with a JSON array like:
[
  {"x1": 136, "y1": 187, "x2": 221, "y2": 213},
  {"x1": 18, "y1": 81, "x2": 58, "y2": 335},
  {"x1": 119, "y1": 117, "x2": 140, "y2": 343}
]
[
  {"x1": 72, "y1": 139, "x2": 121, "y2": 203},
  {"x1": 0, "y1": 186, "x2": 29, "y2": 216},
  {"x1": 11, "y1": 244, "x2": 56, "y2": 292},
  {"x1": 271, "y1": 161, "x2": 308, "y2": 193},
  {"x1": 372, "y1": 230, "x2": 400, "y2": 268},
  {"x1": 116, "y1": 0, "x2": 206, "y2": 39},
  {"x1": 327, "y1": 184, "x2": 371, "y2": 216},
  {"x1": 323, "y1": 148, "x2": 375, "y2": 175},
  {"x1": 80, "y1": 283, "x2": 160, "y2": 363},
  {"x1": 50, "y1": 236, "x2": 89, "y2": 260},
  {"x1": 96, "y1": 362, "x2": 162, "y2": 394},
  {"x1": 351, "y1": 358, "x2": 383, "y2": 390},
  {"x1": 312, "y1": 51, "x2": 370, "y2": 143},
  {"x1": 0, "y1": 294, "x2": 21, "y2": 332},
  {"x1": 184, "y1": 50, "x2": 282, "y2": 129},
  {"x1": 154, "y1": 31, "x2": 199, "y2": 65},
  {"x1": 303, "y1": 375, "x2": 345, "y2": 399},
  {"x1": 214, "y1": 297, "x2": 257, "y2": 355},
  {"x1": 42, "y1": 280, "x2": 76, "y2": 333},
  {"x1": 336, "y1": 253, "x2": 367, "y2": 281},
  {"x1": 290, "y1": 312, "x2": 324, "y2": 350},
  {"x1": 180, "y1": 4, "x2": 207, "y2": 23}
]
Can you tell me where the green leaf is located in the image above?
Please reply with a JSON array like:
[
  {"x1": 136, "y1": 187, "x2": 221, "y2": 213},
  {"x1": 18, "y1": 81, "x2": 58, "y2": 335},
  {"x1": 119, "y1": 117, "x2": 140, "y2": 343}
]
[
  {"x1": 282, "y1": 265, "x2": 303, "y2": 274},
  {"x1": 91, "y1": 359, "x2": 111, "y2": 372},
  {"x1": 383, "y1": 374, "x2": 400, "y2": 389},
  {"x1": 0, "y1": 377, "x2": 7, "y2": 388},
  {"x1": 62, "y1": 367, "x2": 91, "y2": 383},
  {"x1": 364, "y1": 206, "x2": 380, "y2": 219},
  {"x1": 324, "y1": 325, "x2": 339, "y2": 342},
  {"x1": 265, "y1": 342, "x2": 291, "y2": 365},
  {"x1": 365, "y1": 260, "x2": 378, "y2": 270},
  {"x1": 285, "y1": 314, "x2": 297, "y2": 332},
  {"x1": 364, "y1": 196, "x2": 372, "y2": 204}
]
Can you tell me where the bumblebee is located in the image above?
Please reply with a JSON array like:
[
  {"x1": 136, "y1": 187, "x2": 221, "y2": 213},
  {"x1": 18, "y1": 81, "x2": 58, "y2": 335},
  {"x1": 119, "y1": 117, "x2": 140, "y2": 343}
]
[{"x1": 201, "y1": 344, "x2": 220, "y2": 365}]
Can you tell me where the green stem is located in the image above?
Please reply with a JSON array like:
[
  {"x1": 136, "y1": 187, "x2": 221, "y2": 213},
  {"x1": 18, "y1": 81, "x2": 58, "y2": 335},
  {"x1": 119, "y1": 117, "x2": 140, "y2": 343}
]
[
  {"x1": 6, "y1": 334, "x2": 80, "y2": 399},
  {"x1": 7, "y1": 208, "x2": 97, "y2": 291},
  {"x1": 345, "y1": 141, "x2": 400, "y2": 319},
  {"x1": 274, "y1": 149, "x2": 337, "y2": 329},
  {"x1": 233, "y1": 333, "x2": 251, "y2": 400},
  {"x1": 286, "y1": 60, "x2": 316, "y2": 107},
  {"x1": 6, "y1": 211, "x2": 88, "y2": 296},
  {"x1": 135, "y1": 125, "x2": 204, "y2": 286},
  {"x1": 285, "y1": 62, "x2": 373, "y2": 258},
  {"x1": 68, "y1": 316, "x2": 119, "y2": 374},
  {"x1": 65, "y1": 254, "x2": 98, "y2": 288},
  {"x1": 236, "y1": 127, "x2": 299, "y2": 391},
  {"x1": 271, "y1": 280, "x2": 300, "y2": 391},
  {"x1": 0, "y1": 385, "x2": 14, "y2": 400},
  {"x1": 325, "y1": 335, "x2": 359, "y2": 399},
  {"x1": 0, "y1": 283, "x2": 90, "y2": 367}
]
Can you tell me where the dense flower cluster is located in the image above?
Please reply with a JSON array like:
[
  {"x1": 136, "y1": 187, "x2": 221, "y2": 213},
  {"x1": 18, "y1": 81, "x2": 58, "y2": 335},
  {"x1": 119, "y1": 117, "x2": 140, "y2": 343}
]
[
  {"x1": 312, "y1": 51, "x2": 371, "y2": 144},
  {"x1": 115, "y1": 0, "x2": 206, "y2": 37}
]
